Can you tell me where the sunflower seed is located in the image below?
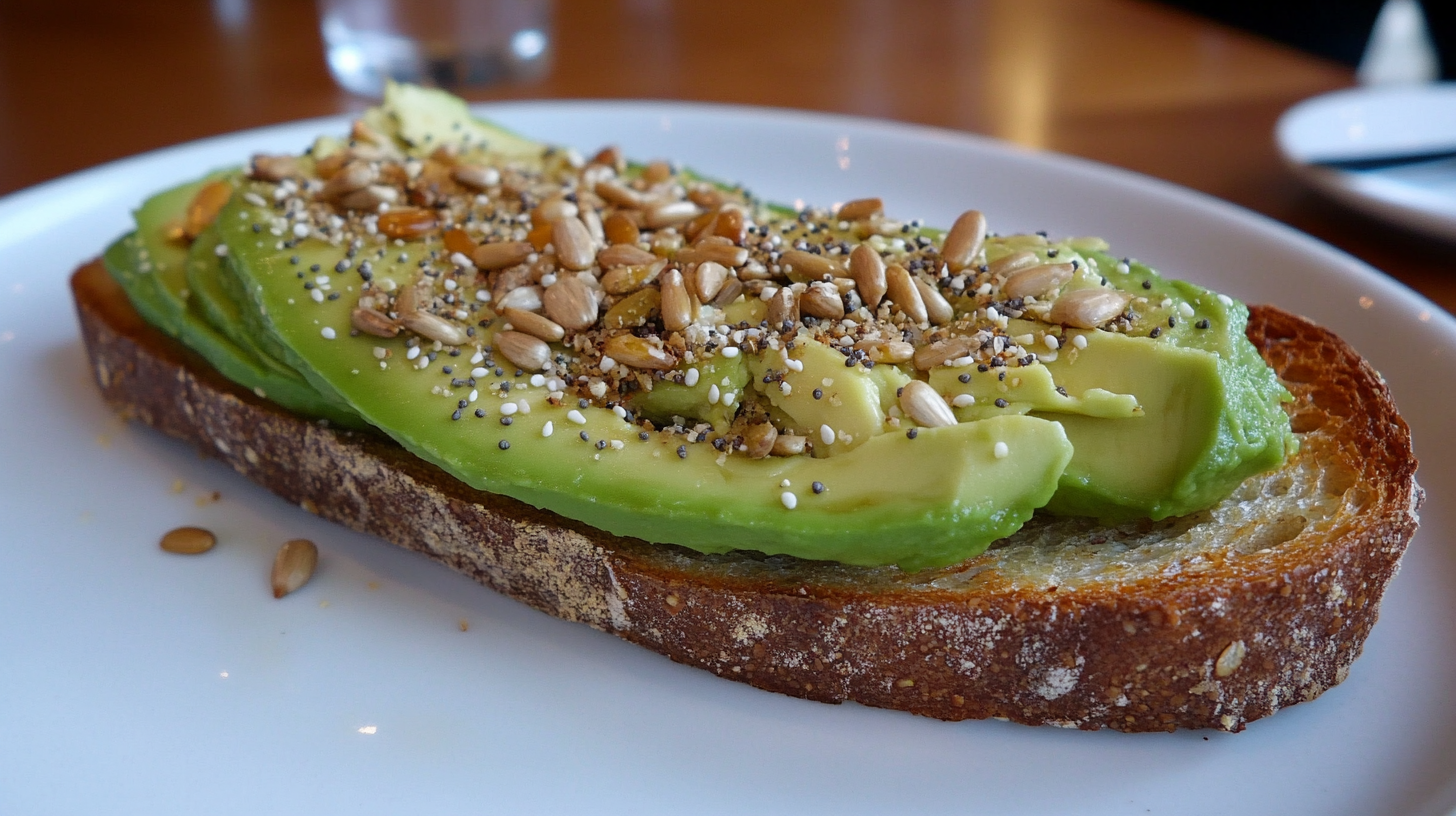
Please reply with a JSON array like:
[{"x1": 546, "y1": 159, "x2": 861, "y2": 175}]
[
  {"x1": 913, "y1": 337, "x2": 974, "y2": 370},
  {"x1": 942, "y1": 210, "x2": 987, "y2": 272},
  {"x1": 321, "y1": 161, "x2": 377, "y2": 199},
  {"x1": 915, "y1": 279, "x2": 954, "y2": 325},
  {"x1": 801, "y1": 282, "x2": 846, "y2": 320},
  {"x1": 160, "y1": 526, "x2": 216, "y2": 555},
  {"x1": 595, "y1": 180, "x2": 645, "y2": 209},
  {"x1": 473, "y1": 241, "x2": 534, "y2": 270},
  {"x1": 778, "y1": 249, "x2": 836, "y2": 282},
  {"x1": 597, "y1": 243, "x2": 658, "y2": 267},
  {"x1": 849, "y1": 244, "x2": 887, "y2": 309},
  {"x1": 542, "y1": 275, "x2": 599, "y2": 331},
  {"x1": 351, "y1": 307, "x2": 400, "y2": 338},
  {"x1": 451, "y1": 164, "x2": 500, "y2": 190},
  {"x1": 836, "y1": 197, "x2": 883, "y2": 221},
  {"x1": 1048, "y1": 288, "x2": 1132, "y2": 328},
  {"x1": 660, "y1": 268, "x2": 693, "y2": 331},
  {"x1": 899, "y1": 380, "x2": 957, "y2": 427},
  {"x1": 601, "y1": 287, "x2": 661, "y2": 329},
  {"x1": 765, "y1": 286, "x2": 800, "y2": 326},
  {"x1": 1003, "y1": 262, "x2": 1075, "y2": 300},
  {"x1": 744, "y1": 422, "x2": 778, "y2": 459},
  {"x1": 988, "y1": 250, "x2": 1040, "y2": 277},
  {"x1": 271, "y1": 538, "x2": 318, "y2": 598},
  {"x1": 494, "y1": 330, "x2": 552, "y2": 370},
  {"x1": 552, "y1": 217, "x2": 596, "y2": 271},
  {"x1": 501, "y1": 307, "x2": 566, "y2": 342},
  {"x1": 400, "y1": 311, "x2": 468, "y2": 345},
  {"x1": 884, "y1": 264, "x2": 927, "y2": 324},
  {"x1": 693, "y1": 261, "x2": 729, "y2": 302},
  {"x1": 644, "y1": 200, "x2": 700, "y2": 228},
  {"x1": 770, "y1": 434, "x2": 807, "y2": 456},
  {"x1": 249, "y1": 154, "x2": 299, "y2": 182},
  {"x1": 603, "y1": 212, "x2": 641, "y2": 245},
  {"x1": 603, "y1": 333, "x2": 677, "y2": 370}
]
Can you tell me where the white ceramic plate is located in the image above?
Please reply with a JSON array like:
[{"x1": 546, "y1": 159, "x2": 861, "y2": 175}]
[
  {"x1": 1277, "y1": 83, "x2": 1456, "y2": 242},
  {"x1": 2, "y1": 103, "x2": 1454, "y2": 816}
]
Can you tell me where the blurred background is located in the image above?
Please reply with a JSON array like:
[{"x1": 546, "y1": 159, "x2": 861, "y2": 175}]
[{"x1": 0, "y1": 0, "x2": 1451, "y2": 309}]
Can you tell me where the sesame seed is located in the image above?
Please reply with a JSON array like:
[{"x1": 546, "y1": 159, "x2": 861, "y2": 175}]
[
  {"x1": 567, "y1": 409, "x2": 586, "y2": 424},
  {"x1": 1072, "y1": 335, "x2": 1088, "y2": 349},
  {"x1": 579, "y1": 430, "x2": 590, "y2": 441},
  {"x1": 959, "y1": 373, "x2": 971, "y2": 383},
  {"x1": 684, "y1": 368, "x2": 700, "y2": 387},
  {"x1": 472, "y1": 367, "x2": 488, "y2": 378},
  {"x1": 994, "y1": 398, "x2": 1008, "y2": 408},
  {"x1": 813, "y1": 388, "x2": 823, "y2": 400},
  {"x1": 320, "y1": 327, "x2": 336, "y2": 339},
  {"x1": 721, "y1": 347, "x2": 741, "y2": 358},
  {"x1": 498, "y1": 440, "x2": 510, "y2": 450},
  {"x1": 819, "y1": 424, "x2": 835, "y2": 445},
  {"x1": 474, "y1": 408, "x2": 486, "y2": 418},
  {"x1": 906, "y1": 428, "x2": 918, "y2": 439},
  {"x1": 500, "y1": 402, "x2": 518, "y2": 416},
  {"x1": 677, "y1": 445, "x2": 688, "y2": 459},
  {"x1": 500, "y1": 416, "x2": 513, "y2": 426},
  {"x1": 781, "y1": 491, "x2": 798, "y2": 510},
  {"x1": 542, "y1": 421, "x2": 554, "y2": 437},
  {"x1": 994, "y1": 441, "x2": 1009, "y2": 459},
  {"x1": 952, "y1": 394, "x2": 975, "y2": 407},
  {"x1": 708, "y1": 384, "x2": 720, "y2": 404},
  {"x1": 812, "y1": 481, "x2": 825, "y2": 494}
]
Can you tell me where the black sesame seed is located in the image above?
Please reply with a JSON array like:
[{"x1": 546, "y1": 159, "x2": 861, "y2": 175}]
[
  {"x1": 812, "y1": 481, "x2": 825, "y2": 494},
  {"x1": 1150, "y1": 327, "x2": 1162, "y2": 338},
  {"x1": 578, "y1": 398, "x2": 590, "y2": 408},
  {"x1": 303, "y1": 281, "x2": 315, "y2": 289},
  {"x1": 1047, "y1": 248, "x2": 1059, "y2": 258},
  {"x1": 327, "y1": 292, "x2": 340, "y2": 300},
  {"x1": 1196, "y1": 318, "x2": 1211, "y2": 329},
  {"x1": 639, "y1": 431, "x2": 651, "y2": 441},
  {"x1": 995, "y1": 398, "x2": 1009, "y2": 408},
  {"x1": 844, "y1": 358, "x2": 855, "y2": 367},
  {"x1": 442, "y1": 365, "x2": 453, "y2": 374},
  {"x1": 813, "y1": 388, "x2": 823, "y2": 400},
  {"x1": 289, "y1": 255, "x2": 300, "y2": 265},
  {"x1": 1142, "y1": 280, "x2": 1152, "y2": 290},
  {"x1": 978, "y1": 364, "x2": 989, "y2": 372},
  {"x1": 677, "y1": 445, "x2": 688, "y2": 459},
  {"x1": 334, "y1": 260, "x2": 350, "y2": 273},
  {"x1": 451, "y1": 409, "x2": 462, "y2": 420},
  {"x1": 1168, "y1": 316, "x2": 1176, "y2": 328},
  {"x1": 457, "y1": 399, "x2": 468, "y2": 409},
  {"x1": 580, "y1": 431, "x2": 590, "y2": 441},
  {"x1": 1056, "y1": 386, "x2": 1068, "y2": 396},
  {"x1": 251, "y1": 223, "x2": 261, "y2": 233},
  {"x1": 500, "y1": 416, "x2": 513, "y2": 426},
  {"x1": 959, "y1": 373, "x2": 971, "y2": 383},
  {"x1": 595, "y1": 440, "x2": 607, "y2": 450},
  {"x1": 498, "y1": 440, "x2": 510, "y2": 450},
  {"x1": 475, "y1": 408, "x2": 486, "y2": 418},
  {"x1": 906, "y1": 428, "x2": 919, "y2": 439},
  {"x1": 310, "y1": 264, "x2": 321, "y2": 272}
]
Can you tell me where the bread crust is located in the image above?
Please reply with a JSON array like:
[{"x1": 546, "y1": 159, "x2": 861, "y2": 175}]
[{"x1": 71, "y1": 259, "x2": 1420, "y2": 732}]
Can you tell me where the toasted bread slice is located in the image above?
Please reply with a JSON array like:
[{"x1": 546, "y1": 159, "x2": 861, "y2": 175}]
[{"x1": 71, "y1": 259, "x2": 1420, "y2": 732}]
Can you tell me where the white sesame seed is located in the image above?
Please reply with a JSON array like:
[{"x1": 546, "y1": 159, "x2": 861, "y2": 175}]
[
  {"x1": 781, "y1": 479, "x2": 792, "y2": 488},
  {"x1": 786, "y1": 358, "x2": 804, "y2": 372},
  {"x1": 1178, "y1": 301, "x2": 1195, "y2": 317},
  {"x1": 820, "y1": 424, "x2": 835, "y2": 445},
  {"x1": 781, "y1": 491, "x2": 798, "y2": 510},
  {"x1": 541, "y1": 421, "x2": 554, "y2": 437},
  {"x1": 721, "y1": 347, "x2": 741, "y2": 358},
  {"x1": 610, "y1": 439, "x2": 624, "y2": 450},
  {"x1": 780, "y1": 382, "x2": 792, "y2": 395},
  {"x1": 470, "y1": 351, "x2": 485, "y2": 364},
  {"x1": 994, "y1": 441, "x2": 1009, "y2": 459},
  {"x1": 708, "y1": 384, "x2": 720, "y2": 404},
  {"x1": 468, "y1": 389, "x2": 478, "y2": 402},
  {"x1": 214, "y1": 243, "x2": 229, "y2": 257},
  {"x1": 320, "y1": 327, "x2": 336, "y2": 339},
  {"x1": 567, "y1": 410, "x2": 586, "y2": 424},
  {"x1": 684, "y1": 368, "x2": 700, "y2": 387},
  {"x1": 613, "y1": 405, "x2": 627, "y2": 418},
  {"x1": 722, "y1": 391, "x2": 736, "y2": 405},
  {"x1": 471, "y1": 367, "x2": 488, "y2": 378},
  {"x1": 450, "y1": 252, "x2": 474, "y2": 269},
  {"x1": 600, "y1": 356, "x2": 616, "y2": 372},
  {"x1": 1043, "y1": 335, "x2": 1060, "y2": 350},
  {"x1": 500, "y1": 402, "x2": 518, "y2": 416},
  {"x1": 292, "y1": 223, "x2": 310, "y2": 238},
  {"x1": 310, "y1": 288, "x2": 325, "y2": 303},
  {"x1": 1217, "y1": 294, "x2": 1233, "y2": 306},
  {"x1": 952, "y1": 394, "x2": 975, "y2": 407},
  {"x1": 530, "y1": 374, "x2": 546, "y2": 387},
  {"x1": 475, "y1": 289, "x2": 490, "y2": 302},
  {"x1": 516, "y1": 399, "x2": 530, "y2": 414},
  {"x1": 1072, "y1": 334, "x2": 1088, "y2": 350},
  {"x1": 372, "y1": 346, "x2": 387, "y2": 359},
  {"x1": 444, "y1": 278, "x2": 458, "y2": 291}
]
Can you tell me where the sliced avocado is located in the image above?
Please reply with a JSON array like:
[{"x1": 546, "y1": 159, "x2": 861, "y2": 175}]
[
  {"x1": 374, "y1": 81, "x2": 545, "y2": 161},
  {"x1": 928, "y1": 355, "x2": 1140, "y2": 421},
  {"x1": 629, "y1": 354, "x2": 748, "y2": 431},
  {"x1": 216, "y1": 192, "x2": 1074, "y2": 569},
  {"x1": 745, "y1": 338, "x2": 898, "y2": 455}
]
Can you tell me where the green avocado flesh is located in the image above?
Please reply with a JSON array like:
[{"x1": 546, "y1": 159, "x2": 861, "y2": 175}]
[{"x1": 103, "y1": 83, "x2": 1293, "y2": 570}]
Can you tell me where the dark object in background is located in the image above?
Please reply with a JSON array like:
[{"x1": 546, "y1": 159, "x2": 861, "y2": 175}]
[{"x1": 1162, "y1": 0, "x2": 1456, "y2": 79}]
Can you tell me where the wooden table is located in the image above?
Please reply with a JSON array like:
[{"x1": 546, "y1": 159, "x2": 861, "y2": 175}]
[{"x1": 1, "y1": 0, "x2": 1451, "y2": 311}]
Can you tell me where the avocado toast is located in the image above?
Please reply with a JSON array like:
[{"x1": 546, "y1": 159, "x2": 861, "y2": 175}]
[{"x1": 74, "y1": 85, "x2": 1419, "y2": 731}]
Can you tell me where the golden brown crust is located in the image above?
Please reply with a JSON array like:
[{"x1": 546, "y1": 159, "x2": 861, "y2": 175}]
[{"x1": 71, "y1": 260, "x2": 1420, "y2": 731}]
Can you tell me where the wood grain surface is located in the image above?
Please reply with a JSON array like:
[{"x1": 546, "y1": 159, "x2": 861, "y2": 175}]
[{"x1": 2, "y1": 0, "x2": 1452, "y2": 309}]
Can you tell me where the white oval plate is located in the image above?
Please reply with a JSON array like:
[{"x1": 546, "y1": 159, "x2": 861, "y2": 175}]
[
  {"x1": 1277, "y1": 83, "x2": 1456, "y2": 241},
  {"x1": 1, "y1": 103, "x2": 1453, "y2": 816}
]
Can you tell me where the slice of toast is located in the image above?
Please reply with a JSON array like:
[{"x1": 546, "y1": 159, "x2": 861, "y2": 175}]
[{"x1": 71, "y1": 258, "x2": 1420, "y2": 732}]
